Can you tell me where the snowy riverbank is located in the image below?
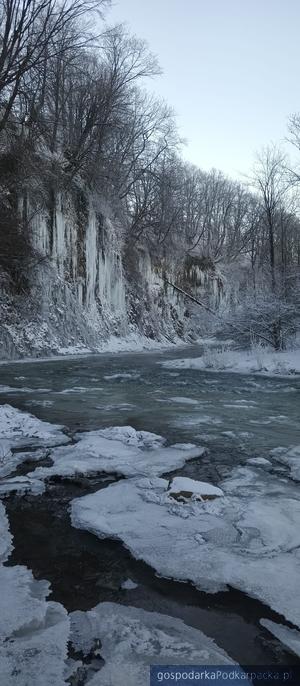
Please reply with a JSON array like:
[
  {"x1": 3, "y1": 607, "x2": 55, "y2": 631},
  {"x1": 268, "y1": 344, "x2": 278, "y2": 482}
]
[
  {"x1": 0, "y1": 330, "x2": 189, "y2": 365},
  {"x1": 161, "y1": 346, "x2": 300, "y2": 377}
]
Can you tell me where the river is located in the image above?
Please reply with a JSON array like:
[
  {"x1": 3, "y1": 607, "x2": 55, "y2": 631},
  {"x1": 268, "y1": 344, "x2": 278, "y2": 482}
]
[{"x1": 1, "y1": 345, "x2": 300, "y2": 667}]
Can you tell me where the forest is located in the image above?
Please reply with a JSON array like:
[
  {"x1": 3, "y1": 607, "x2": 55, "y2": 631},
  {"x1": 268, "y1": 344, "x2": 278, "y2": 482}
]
[{"x1": 0, "y1": 0, "x2": 300, "y2": 353}]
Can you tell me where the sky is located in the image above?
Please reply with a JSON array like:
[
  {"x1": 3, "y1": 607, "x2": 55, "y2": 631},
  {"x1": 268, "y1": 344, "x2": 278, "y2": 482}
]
[{"x1": 105, "y1": 0, "x2": 300, "y2": 180}]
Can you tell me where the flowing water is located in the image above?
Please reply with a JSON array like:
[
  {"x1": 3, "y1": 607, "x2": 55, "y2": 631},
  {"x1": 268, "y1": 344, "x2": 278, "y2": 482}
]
[{"x1": 1, "y1": 345, "x2": 300, "y2": 665}]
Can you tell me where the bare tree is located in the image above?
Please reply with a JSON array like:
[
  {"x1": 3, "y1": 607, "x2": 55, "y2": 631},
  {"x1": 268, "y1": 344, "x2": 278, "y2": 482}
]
[{"x1": 0, "y1": 0, "x2": 109, "y2": 134}]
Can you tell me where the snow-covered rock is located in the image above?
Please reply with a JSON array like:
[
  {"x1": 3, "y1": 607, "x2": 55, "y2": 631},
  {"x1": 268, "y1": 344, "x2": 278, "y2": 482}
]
[
  {"x1": 33, "y1": 427, "x2": 206, "y2": 480},
  {"x1": 71, "y1": 467, "x2": 300, "y2": 627},
  {"x1": 260, "y1": 619, "x2": 300, "y2": 659},
  {"x1": 70, "y1": 602, "x2": 233, "y2": 686},
  {"x1": 168, "y1": 476, "x2": 223, "y2": 501}
]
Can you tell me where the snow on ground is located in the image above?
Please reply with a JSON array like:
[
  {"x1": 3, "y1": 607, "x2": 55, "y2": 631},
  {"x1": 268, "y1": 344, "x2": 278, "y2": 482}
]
[
  {"x1": 270, "y1": 445, "x2": 300, "y2": 481},
  {"x1": 69, "y1": 602, "x2": 233, "y2": 686},
  {"x1": 260, "y1": 619, "x2": 300, "y2": 659},
  {"x1": 33, "y1": 427, "x2": 206, "y2": 480},
  {"x1": 161, "y1": 347, "x2": 300, "y2": 376},
  {"x1": 71, "y1": 466, "x2": 300, "y2": 628},
  {"x1": 0, "y1": 332, "x2": 185, "y2": 365}
]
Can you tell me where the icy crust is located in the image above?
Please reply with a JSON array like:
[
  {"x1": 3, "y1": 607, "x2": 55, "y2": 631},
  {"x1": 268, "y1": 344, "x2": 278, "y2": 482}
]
[
  {"x1": 70, "y1": 602, "x2": 233, "y2": 686},
  {"x1": 71, "y1": 468, "x2": 300, "y2": 628},
  {"x1": 260, "y1": 619, "x2": 300, "y2": 659},
  {"x1": 33, "y1": 426, "x2": 206, "y2": 480},
  {"x1": 0, "y1": 404, "x2": 69, "y2": 449}
]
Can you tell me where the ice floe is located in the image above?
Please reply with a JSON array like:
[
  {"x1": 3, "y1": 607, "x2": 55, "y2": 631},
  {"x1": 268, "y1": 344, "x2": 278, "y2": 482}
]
[
  {"x1": 0, "y1": 443, "x2": 50, "y2": 479},
  {"x1": 71, "y1": 466, "x2": 300, "y2": 627},
  {"x1": 0, "y1": 475, "x2": 45, "y2": 495},
  {"x1": 245, "y1": 457, "x2": 272, "y2": 469},
  {"x1": 270, "y1": 445, "x2": 300, "y2": 481},
  {"x1": 172, "y1": 415, "x2": 222, "y2": 428},
  {"x1": 0, "y1": 570, "x2": 69, "y2": 686},
  {"x1": 169, "y1": 396, "x2": 199, "y2": 405},
  {"x1": 0, "y1": 500, "x2": 69, "y2": 685},
  {"x1": 91, "y1": 425, "x2": 164, "y2": 449},
  {"x1": 260, "y1": 619, "x2": 300, "y2": 659},
  {"x1": 0, "y1": 404, "x2": 69, "y2": 449},
  {"x1": 33, "y1": 427, "x2": 206, "y2": 480},
  {"x1": 121, "y1": 578, "x2": 138, "y2": 590},
  {"x1": 69, "y1": 602, "x2": 233, "y2": 686}
]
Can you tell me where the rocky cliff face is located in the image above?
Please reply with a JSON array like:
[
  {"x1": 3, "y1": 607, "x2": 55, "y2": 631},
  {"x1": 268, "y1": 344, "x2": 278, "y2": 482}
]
[{"x1": 0, "y1": 191, "x2": 223, "y2": 359}]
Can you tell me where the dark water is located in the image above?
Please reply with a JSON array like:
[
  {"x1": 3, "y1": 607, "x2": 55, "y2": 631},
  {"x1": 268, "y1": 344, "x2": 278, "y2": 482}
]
[{"x1": 1, "y1": 346, "x2": 300, "y2": 665}]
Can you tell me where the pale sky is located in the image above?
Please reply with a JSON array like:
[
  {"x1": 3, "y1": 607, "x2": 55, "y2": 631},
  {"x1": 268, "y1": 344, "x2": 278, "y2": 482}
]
[{"x1": 106, "y1": 0, "x2": 300, "y2": 180}]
